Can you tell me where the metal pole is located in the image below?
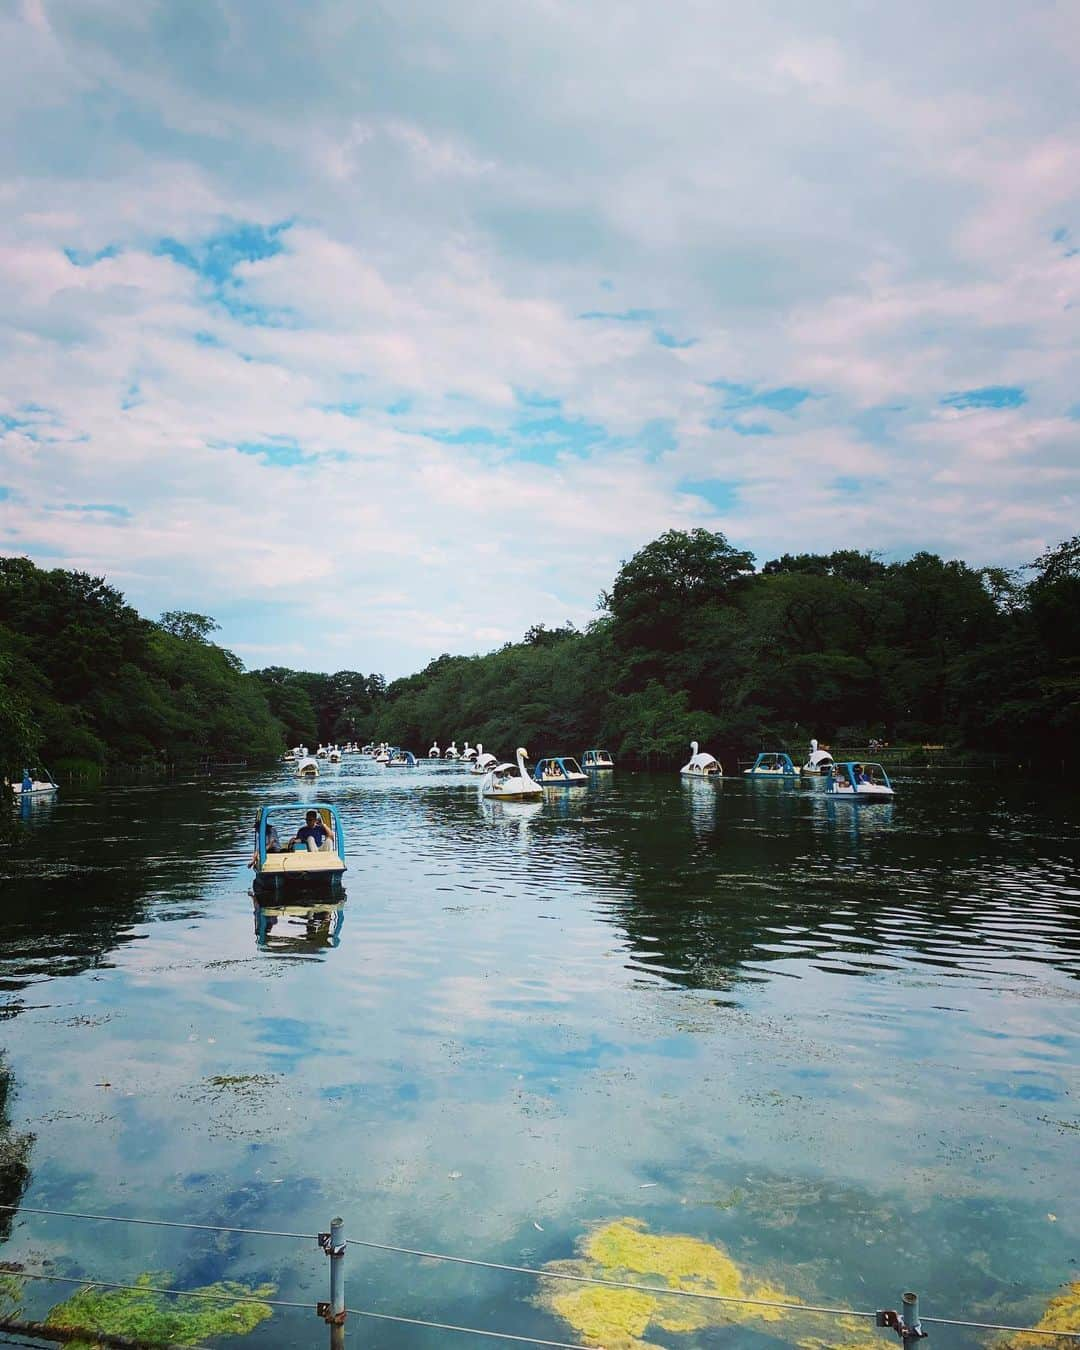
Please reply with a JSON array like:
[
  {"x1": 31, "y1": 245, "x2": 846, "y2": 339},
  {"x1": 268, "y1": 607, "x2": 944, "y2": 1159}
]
[
  {"x1": 330, "y1": 1216, "x2": 346, "y2": 1350},
  {"x1": 901, "y1": 1291, "x2": 924, "y2": 1347}
]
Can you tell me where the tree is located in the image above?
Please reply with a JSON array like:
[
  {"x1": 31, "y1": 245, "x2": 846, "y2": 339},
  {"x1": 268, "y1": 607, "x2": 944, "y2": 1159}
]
[
  {"x1": 158, "y1": 611, "x2": 220, "y2": 643},
  {"x1": 603, "y1": 529, "x2": 755, "y2": 651}
]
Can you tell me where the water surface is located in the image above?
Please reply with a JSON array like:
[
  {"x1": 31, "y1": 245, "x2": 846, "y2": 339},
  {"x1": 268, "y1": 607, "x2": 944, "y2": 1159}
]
[{"x1": 2, "y1": 761, "x2": 1078, "y2": 1347}]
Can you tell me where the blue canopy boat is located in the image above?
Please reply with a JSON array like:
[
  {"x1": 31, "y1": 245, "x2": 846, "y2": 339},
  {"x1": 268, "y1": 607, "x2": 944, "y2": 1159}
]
[
  {"x1": 386, "y1": 749, "x2": 417, "y2": 767},
  {"x1": 828, "y1": 761, "x2": 895, "y2": 801},
  {"x1": 743, "y1": 752, "x2": 797, "y2": 777},
  {"x1": 534, "y1": 756, "x2": 588, "y2": 786},
  {"x1": 251, "y1": 803, "x2": 346, "y2": 893},
  {"x1": 581, "y1": 749, "x2": 615, "y2": 769}
]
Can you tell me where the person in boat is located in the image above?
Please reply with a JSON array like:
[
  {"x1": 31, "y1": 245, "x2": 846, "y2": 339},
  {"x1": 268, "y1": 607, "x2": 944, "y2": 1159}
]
[
  {"x1": 854, "y1": 764, "x2": 869, "y2": 785},
  {"x1": 289, "y1": 810, "x2": 334, "y2": 852},
  {"x1": 21, "y1": 770, "x2": 33, "y2": 794}
]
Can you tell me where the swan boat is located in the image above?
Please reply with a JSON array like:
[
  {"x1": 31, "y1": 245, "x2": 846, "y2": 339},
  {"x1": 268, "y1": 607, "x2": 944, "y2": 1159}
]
[
  {"x1": 744, "y1": 752, "x2": 797, "y2": 777},
  {"x1": 428, "y1": 742, "x2": 442, "y2": 759},
  {"x1": 481, "y1": 748, "x2": 543, "y2": 800},
  {"x1": 470, "y1": 743, "x2": 498, "y2": 775},
  {"x1": 328, "y1": 748, "x2": 342, "y2": 763},
  {"x1": 801, "y1": 739, "x2": 835, "y2": 776},
  {"x1": 251, "y1": 803, "x2": 346, "y2": 894},
  {"x1": 581, "y1": 749, "x2": 614, "y2": 770},
  {"x1": 295, "y1": 756, "x2": 320, "y2": 779},
  {"x1": 461, "y1": 742, "x2": 478, "y2": 762},
  {"x1": 534, "y1": 756, "x2": 588, "y2": 787},
  {"x1": 828, "y1": 761, "x2": 894, "y2": 801},
  {"x1": 681, "y1": 741, "x2": 722, "y2": 777},
  {"x1": 444, "y1": 741, "x2": 461, "y2": 761}
]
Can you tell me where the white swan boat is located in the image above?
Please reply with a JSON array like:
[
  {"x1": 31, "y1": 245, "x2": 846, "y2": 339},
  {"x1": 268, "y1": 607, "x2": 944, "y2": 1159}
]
[
  {"x1": 295, "y1": 756, "x2": 320, "y2": 779},
  {"x1": 681, "y1": 740, "x2": 722, "y2": 777},
  {"x1": 428, "y1": 742, "x2": 442, "y2": 759},
  {"x1": 470, "y1": 743, "x2": 498, "y2": 775},
  {"x1": 328, "y1": 748, "x2": 341, "y2": 763},
  {"x1": 444, "y1": 741, "x2": 461, "y2": 761},
  {"x1": 461, "y1": 741, "x2": 478, "y2": 762},
  {"x1": 801, "y1": 739, "x2": 835, "y2": 775},
  {"x1": 481, "y1": 747, "x2": 543, "y2": 800}
]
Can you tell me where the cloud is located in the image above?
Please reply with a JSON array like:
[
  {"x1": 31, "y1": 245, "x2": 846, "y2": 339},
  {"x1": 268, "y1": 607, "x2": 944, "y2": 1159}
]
[{"x1": 0, "y1": 0, "x2": 1078, "y2": 673}]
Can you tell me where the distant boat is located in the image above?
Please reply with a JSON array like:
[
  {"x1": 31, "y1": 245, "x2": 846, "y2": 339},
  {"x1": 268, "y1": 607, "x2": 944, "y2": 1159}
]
[
  {"x1": 534, "y1": 756, "x2": 588, "y2": 787},
  {"x1": 470, "y1": 743, "x2": 498, "y2": 775},
  {"x1": 744, "y1": 752, "x2": 797, "y2": 777},
  {"x1": 681, "y1": 741, "x2": 722, "y2": 777},
  {"x1": 328, "y1": 748, "x2": 342, "y2": 763},
  {"x1": 461, "y1": 741, "x2": 478, "y2": 763},
  {"x1": 11, "y1": 767, "x2": 59, "y2": 800},
  {"x1": 581, "y1": 749, "x2": 614, "y2": 770},
  {"x1": 829, "y1": 761, "x2": 894, "y2": 801},
  {"x1": 428, "y1": 742, "x2": 442, "y2": 759},
  {"x1": 444, "y1": 741, "x2": 461, "y2": 761},
  {"x1": 373, "y1": 745, "x2": 391, "y2": 764},
  {"x1": 482, "y1": 747, "x2": 543, "y2": 800},
  {"x1": 801, "y1": 739, "x2": 835, "y2": 776},
  {"x1": 386, "y1": 749, "x2": 416, "y2": 767},
  {"x1": 295, "y1": 756, "x2": 320, "y2": 779},
  {"x1": 250, "y1": 803, "x2": 346, "y2": 894}
]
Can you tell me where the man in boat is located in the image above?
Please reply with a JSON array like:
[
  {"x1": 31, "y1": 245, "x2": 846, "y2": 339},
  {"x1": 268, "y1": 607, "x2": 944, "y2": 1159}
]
[{"x1": 289, "y1": 810, "x2": 334, "y2": 852}]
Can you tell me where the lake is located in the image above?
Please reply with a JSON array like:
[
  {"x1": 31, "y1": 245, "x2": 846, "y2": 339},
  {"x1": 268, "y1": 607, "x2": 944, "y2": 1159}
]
[{"x1": 2, "y1": 760, "x2": 1078, "y2": 1348}]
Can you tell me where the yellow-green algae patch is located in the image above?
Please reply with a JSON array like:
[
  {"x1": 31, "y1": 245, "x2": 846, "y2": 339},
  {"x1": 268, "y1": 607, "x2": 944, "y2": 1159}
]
[
  {"x1": 1000, "y1": 1278, "x2": 1080, "y2": 1349},
  {"x1": 539, "y1": 1218, "x2": 882, "y2": 1350},
  {"x1": 44, "y1": 1271, "x2": 274, "y2": 1347}
]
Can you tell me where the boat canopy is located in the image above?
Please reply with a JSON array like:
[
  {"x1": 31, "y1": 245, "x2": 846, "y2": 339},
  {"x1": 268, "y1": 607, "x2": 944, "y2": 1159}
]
[
  {"x1": 534, "y1": 756, "x2": 587, "y2": 783},
  {"x1": 745, "y1": 752, "x2": 796, "y2": 775},
  {"x1": 254, "y1": 803, "x2": 345, "y2": 866},
  {"x1": 581, "y1": 749, "x2": 614, "y2": 767},
  {"x1": 830, "y1": 761, "x2": 893, "y2": 796}
]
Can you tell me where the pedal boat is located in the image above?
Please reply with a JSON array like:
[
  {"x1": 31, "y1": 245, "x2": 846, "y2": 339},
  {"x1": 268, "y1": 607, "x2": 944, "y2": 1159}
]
[
  {"x1": 581, "y1": 749, "x2": 614, "y2": 769},
  {"x1": 828, "y1": 761, "x2": 894, "y2": 802},
  {"x1": 251, "y1": 803, "x2": 346, "y2": 893},
  {"x1": 744, "y1": 752, "x2": 797, "y2": 777},
  {"x1": 534, "y1": 756, "x2": 588, "y2": 787}
]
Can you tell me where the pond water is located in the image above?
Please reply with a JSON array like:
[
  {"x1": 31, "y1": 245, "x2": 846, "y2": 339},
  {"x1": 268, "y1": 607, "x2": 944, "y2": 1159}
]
[{"x1": 1, "y1": 760, "x2": 1078, "y2": 1348}]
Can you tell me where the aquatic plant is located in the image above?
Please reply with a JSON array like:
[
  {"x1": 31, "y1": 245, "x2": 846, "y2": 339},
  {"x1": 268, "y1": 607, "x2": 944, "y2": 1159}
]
[
  {"x1": 44, "y1": 1272, "x2": 274, "y2": 1347},
  {"x1": 999, "y1": 1278, "x2": 1080, "y2": 1349},
  {"x1": 539, "y1": 1218, "x2": 881, "y2": 1349}
]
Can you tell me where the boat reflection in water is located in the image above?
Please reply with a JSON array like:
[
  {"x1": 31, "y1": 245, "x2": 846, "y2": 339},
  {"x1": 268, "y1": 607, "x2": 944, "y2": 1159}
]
[
  {"x1": 253, "y1": 897, "x2": 346, "y2": 955},
  {"x1": 681, "y1": 775, "x2": 719, "y2": 838},
  {"x1": 809, "y1": 794, "x2": 895, "y2": 842},
  {"x1": 479, "y1": 796, "x2": 542, "y2": 849}
]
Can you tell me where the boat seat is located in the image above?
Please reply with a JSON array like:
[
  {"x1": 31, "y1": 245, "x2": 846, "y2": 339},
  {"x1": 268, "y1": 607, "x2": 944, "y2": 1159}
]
[{"x1": 259, "y1": 851, "x2": 344, "y2": 875}]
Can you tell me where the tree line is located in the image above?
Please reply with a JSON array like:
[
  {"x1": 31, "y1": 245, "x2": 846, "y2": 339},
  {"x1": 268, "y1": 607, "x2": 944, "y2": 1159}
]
[{"x1": 1, "y1": 530, "x2": 1076, "y2": 781}]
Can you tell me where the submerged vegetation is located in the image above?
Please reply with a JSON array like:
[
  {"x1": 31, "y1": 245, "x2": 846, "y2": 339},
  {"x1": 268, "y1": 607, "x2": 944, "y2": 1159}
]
[
  {"x1": 539, "y1": 1218, "x2": 880, "y2": 1349},
  {"x1": 2, "y1": 529, "x2": 1077, "y2": 779},
  {"x1": 541, "y1": 1219, "x2": 1080, "y2": 1350},
  {"x1": 43, "y1": 1272, "x2": 274, "y2": 1347}
]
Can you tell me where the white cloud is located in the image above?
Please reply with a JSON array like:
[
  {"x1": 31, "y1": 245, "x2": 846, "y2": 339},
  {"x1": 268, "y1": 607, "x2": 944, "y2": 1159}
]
[{"x1": 1, "y1": 0, "x2": 1078, "y2": 673}]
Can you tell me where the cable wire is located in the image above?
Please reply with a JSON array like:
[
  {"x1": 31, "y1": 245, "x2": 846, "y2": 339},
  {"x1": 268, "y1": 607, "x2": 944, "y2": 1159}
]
[
  {"x1": 346, "y1": 1307, "x2": 594, "y2": 1348},
  {"x1": 8, "y1": 1272, "x2": 312, "y2": 1312},
  {"x1": 347, "y1": 1236, "x2": 877, "y2": 1318},
  {"x1": 0, "y1": 1205, "x2": 313, "y2": 1242},
  {"x1": 4, "y1": 1205, "x2": 1077, "y2": 1339}
]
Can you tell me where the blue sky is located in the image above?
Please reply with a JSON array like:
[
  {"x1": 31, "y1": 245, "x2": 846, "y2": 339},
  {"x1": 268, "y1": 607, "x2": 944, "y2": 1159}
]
[{"x1": 0, "y1": 0, "x2": 1077, "y2": 677}]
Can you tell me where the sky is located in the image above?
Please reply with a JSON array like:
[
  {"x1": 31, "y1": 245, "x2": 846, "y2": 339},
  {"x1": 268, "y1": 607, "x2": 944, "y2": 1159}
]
[{"x1": 0, "y1": 0, "x2": 1077, "y2": 678}]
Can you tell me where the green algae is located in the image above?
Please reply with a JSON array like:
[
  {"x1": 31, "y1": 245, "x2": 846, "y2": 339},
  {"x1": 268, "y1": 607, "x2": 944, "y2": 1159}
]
[
  {"x1": 540, "y1": 1218, "x2": 882, "y2": 1350},
  {"x1": 44, "y1": 1271, "x2": 274, "y2": 1347},
  {"x1": 1000, "y1": 1278, "x2": 1080, "y2": 1349}
]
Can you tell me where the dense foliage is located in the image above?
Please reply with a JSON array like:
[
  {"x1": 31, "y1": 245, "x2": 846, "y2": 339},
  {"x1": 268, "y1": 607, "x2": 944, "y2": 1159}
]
[
  {"x1": 2, "y1": 528, "x2": 1077, "y2": 779},
  {"x1": 370, "y1": 529, "x2": 1080, "y2": 764},
  {"x1": 0, "y1": 557, "x2": 282, "y2": 778}
]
